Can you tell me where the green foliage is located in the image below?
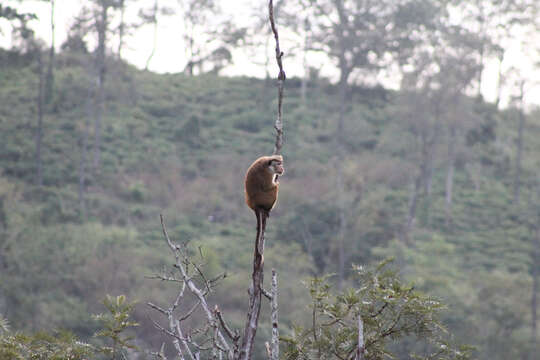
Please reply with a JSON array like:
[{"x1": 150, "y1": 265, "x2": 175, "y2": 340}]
[
  {"x1": 0, "y1": 315, "x2": 9, "y2": 335},
  {"x1": 93, "y1": 295, "x2": 139, "y2": 359},
  {"x1": 282, "y1": 260, "x2": 474, "y2": 360},
  {"x1": 0, "y1": 295, "x2": 139, "y2": 360},
  {"x1": 0, "y1": 45, "x2": 538, "y2": 359},
  {"x1": 0, "y1": 331, "x2": 94, "y2": 360}
]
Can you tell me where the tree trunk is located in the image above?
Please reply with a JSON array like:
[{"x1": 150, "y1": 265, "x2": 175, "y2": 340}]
[
  {"x1": 532, "y1": 244, "x2": 538, "y2": 360},
  {"x1": 300, "y1": 19, "x2": 309, "y2": 106},
  {"x1": 117, "y1": 0, "x2": 125, "y2": 60},
  {"x1": 445, "y1": 125, "x2": 456, "y2": 228},
  {"x1": 79, "y1": 96, "x2": 91, "y2": 220},
  {"x1": 79, "y1": 93, "x2": 93, "y2": 219},
  {"x1": 35, "y1": 52, "x2": 44, "y2": 187},
  {"x1": 44, "y1": 0, "x2": 55, "y2": 106},
  {"x1": 336, "y1": 69, "x2": 349, "y2": 289},
  {"x1": 355, "y1": 315, "x2": 365, "y2": 360},
  {"x1": 404, "y1": 172, "x2": 422, "y2": 243},
  {"x1": 514, "y1": 82, "x2": 525, "y2": 204},
  {"x1": 93, "y1": 1, "x2": 108, "y2": 170},
  {"x1": 145, "y1": 0, "x2": 159, "y2": 70},
  {"x1": 185, "y1": 29, "x2": 195, "y2": 76},
  {"x1": 80, "y1": 58, "x2": 95, "y2": 219},
  {"x1": 476, "y1": 42, "x2": 484, "y2": 99},
  {"x1": 239, "y1": 211, "x2": 267, "y2": 360},
  {"x1": 530, "y1": 179, "x2": 540, "y2": 360},
  {"x1": 333, "y1": 0, "x2": 351, "y2": 287},
  {"x1": 494, "y1": 51, "x2": 504, "y2": 108},
  {"x1": 476, "y1": 1, "x2": 486, "y2": 100},
  {"x1": 420, "y1": 128, "x2": 436, "y2": 225},
  {"x1": 336, "y1": 158, "x2": 346, "y2": 289}
]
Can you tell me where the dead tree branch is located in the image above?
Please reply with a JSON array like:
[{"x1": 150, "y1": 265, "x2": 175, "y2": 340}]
[
  {"x1": 269, "y1": 269, "x2": 279, "y2": 360},
  {"x1": 148, "y1": 215, "x2": 234, "y2": 360},
  {"x1": 151, "y1": 3, "x2": 286, "y2": 358},
  {"x1": 239, "y1": 210, "x2": 267, "y2": 360},
  {"x1": 355, "y1": 315, "x2": 365, "y2": 360},
  {"x1": 239, "y1": 3, "x2": 286, "y2": 359},
  {"x1": 269, "y1": 0, "x2": 286, "y2": 156}
]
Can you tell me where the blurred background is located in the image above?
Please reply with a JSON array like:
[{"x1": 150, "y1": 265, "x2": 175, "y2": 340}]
[{"x1": 0, "y1": 0, "x2": 539, "y2": 359}]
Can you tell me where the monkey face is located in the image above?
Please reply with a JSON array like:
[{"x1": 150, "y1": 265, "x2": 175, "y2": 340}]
[{"x1": 269, "y1": 158, "x2": 284, "y2": 176}]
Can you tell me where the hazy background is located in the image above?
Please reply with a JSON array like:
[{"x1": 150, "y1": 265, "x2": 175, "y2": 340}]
[
  {"x1": 1, "y1": 0, "x2": 540, "y2": 359},
  {"x1": 2, "y1": 0, "x2": 539, "y2": 106}
]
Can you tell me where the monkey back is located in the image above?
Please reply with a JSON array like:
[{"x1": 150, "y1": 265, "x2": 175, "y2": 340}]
[{"x1": 244, "y1": 156, "x2": 281, "y2": 212}]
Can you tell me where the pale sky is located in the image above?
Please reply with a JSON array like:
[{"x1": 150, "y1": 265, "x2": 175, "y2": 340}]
[{"x1": 1, "y1": 0, "x2": 539, "y2": 109}]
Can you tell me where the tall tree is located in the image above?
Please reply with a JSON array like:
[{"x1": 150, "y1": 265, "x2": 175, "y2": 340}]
[
  {"x1": 298, "y1": 0, "x2": 449, "y2": 279},
  {"x1": 87, "y1": 0, "x2": 124, "y2": 170},
  {"x1": 116, "y1": 0, "x2": 126, "y2": 60},
  {"x1": 93, "y1": 1, "x2": 111, "y2": 170},
  {"x1": 139, "y1": 0, "x2": 175, "y2": 70},
  {"x1": 453, "y1": 0, "x2": 540, "y2": 100},
  {"x1": 426, "y1": 28, "x2": 479, "y2": 228},
  {"x1": 179, "y1": 0, "x2": 216, "y2": 75},
  {"x1": 512, "y1": 80, "x2": 526, "y2": 204},
  {"x1": 35, "y1": 49, "x2": 45, "y2": 186},
  {"x1": 177, "y1": 0, "x2": 245, "y2": 75},
  {"x1": 530, "y1": 177, "x2": 540, "y2": 360},
  {"x1": 40, "y1": 0, "x2": 56, "y2": 107}
]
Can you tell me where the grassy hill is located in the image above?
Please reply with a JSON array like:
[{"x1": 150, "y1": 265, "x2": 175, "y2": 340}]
[{"x1": 0, "y1": 49, "x2": 539, "y2": 359}]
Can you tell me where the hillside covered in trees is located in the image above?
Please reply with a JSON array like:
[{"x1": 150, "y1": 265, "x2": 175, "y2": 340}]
[
  {"x1": 1, "y1": 0, "x2": 540, "y2": 359},
  {"x1": 1, "y1": 47, "x2": 539, "y2": 359}
]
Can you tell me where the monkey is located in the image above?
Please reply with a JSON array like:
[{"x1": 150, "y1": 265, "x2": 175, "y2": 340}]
[
  {"x1": 245, "y1": 155, "x2": 284, "y2": 213},
  {"x1": 244, "y1": 155, "x2": 284, "y2": 254}
]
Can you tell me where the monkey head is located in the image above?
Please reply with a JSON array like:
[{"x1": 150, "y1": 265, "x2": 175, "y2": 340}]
[{"x1": 267, "y1": 155, "x2": 284, "y2": 180}]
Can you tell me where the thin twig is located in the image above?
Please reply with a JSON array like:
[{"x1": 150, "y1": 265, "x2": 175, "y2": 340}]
[
  {"x1": 269, "y1": 0, "x2": 286, "y2": 156},
  {"x1": 148, "y1": 302, "x2": 167, "y2": 315},
  {"x1": 149, "y1": 316, "x2": 176, "y2": 338},
  {"x1": 148, "y1": 315, "x2": 186, "y2": 360},
  {"x1": 265, "y1": 342, "x2": 272, "y2": 359},
  {"x1": 215, "y1": 305, "x2": 240, "y2": 342},
  {"x1": 145, "y1": 274, "x2": 183, "y2": 283},
  {"x1": 178, "y1": 300, "x2": 201, "y2": 322},
  {"x1": 261, "y1": 288, "x2": 272, "y2": 300}
]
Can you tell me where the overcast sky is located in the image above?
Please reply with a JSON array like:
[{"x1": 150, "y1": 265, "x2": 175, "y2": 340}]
[{"x1": 2, "y1": 0, "x2": 539, "y2": 109}]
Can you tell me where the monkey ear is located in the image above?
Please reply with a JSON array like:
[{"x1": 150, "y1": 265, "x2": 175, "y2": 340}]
[{"x1": 267, "y1": 160, "x2": 273, "y2": 166}]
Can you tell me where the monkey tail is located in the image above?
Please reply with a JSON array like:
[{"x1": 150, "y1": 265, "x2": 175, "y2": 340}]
[{"x1": 255, "y1": 209, "x2": 268, "y2": 258}]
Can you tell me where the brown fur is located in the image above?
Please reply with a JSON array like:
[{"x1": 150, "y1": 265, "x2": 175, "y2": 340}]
[{"x1": 244, "y1": 155, "x2": 283, "y2": 213}]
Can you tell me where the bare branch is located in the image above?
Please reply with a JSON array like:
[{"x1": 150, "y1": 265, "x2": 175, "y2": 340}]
[
  {"x1": 145, "y1": 274, "x2": 184, "y2": 283},
  {"x1": 269, "y1": 0, "x2": 286, "y2": 156},
  {"x1": 150, "y1": 343, "x2": 168, "y2": 360},
  {"x1": 238, "y1": 3, "x2": 286, "y2": 359},
  {"x1": 178, "y1": 300, "x2": 201, "y2": 322},
  {"x1": 265, "y1": 342, "x2": 272, "y2": 360},
  {"x1": 160, "y1": 214, "x2": 180, "y2": 253},
  {"x1": 239, "y1": 210, "x2": 267, "y2": 360},
  {"x1": 157, "y1": 214, "x2": 234, "y2": 360},
  {"x1": 269, "y1": 269, "x2": 279, "y2": 360},
  {"x1": 261, "y1": 288, "x2": 272, "y2": 300},
  {"x1": 355, "y1": 315, "x2": 365, "y2": 360},
  {"x1": 149, "y1": 316, "x2": 176, "y2": 339},
  {"x1": 175, "y1": 320, "x2": 197, "y2": 360},
  {"x1": 148, "y1": 315, "x2": 186, "y2": 360},
  {"x1": 215, "y1": 305, "x2": 240, "y2": 342},
  {"x1": 148, "y1": 302, "x2": 168, "y2": 315}
]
